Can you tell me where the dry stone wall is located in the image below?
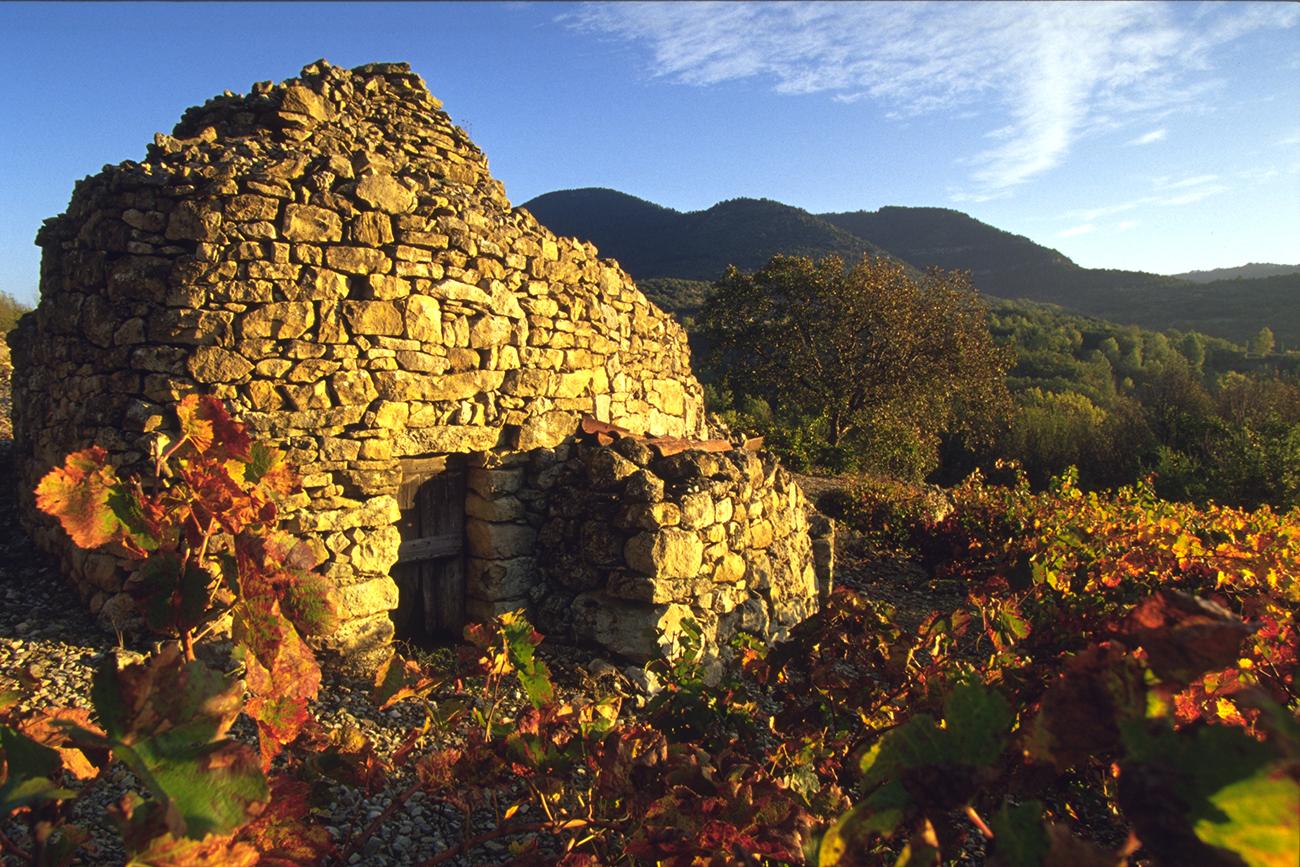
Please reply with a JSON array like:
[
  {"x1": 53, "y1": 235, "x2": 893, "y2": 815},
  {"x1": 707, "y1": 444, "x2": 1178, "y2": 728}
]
[{"x1": 9, "y1": 60, "x2": 824, "y2": 669}]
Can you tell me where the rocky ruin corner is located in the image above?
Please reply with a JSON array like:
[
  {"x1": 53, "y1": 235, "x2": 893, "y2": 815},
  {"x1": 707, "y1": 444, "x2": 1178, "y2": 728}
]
[{"x1": 9, "y1": 60, "x2": 830, "y2": 672}]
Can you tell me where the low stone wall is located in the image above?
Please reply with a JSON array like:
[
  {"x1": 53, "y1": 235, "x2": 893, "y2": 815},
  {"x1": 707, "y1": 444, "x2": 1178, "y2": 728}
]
[{"x1": 459, "y1": 427, "x2": 832, "y2": 668}]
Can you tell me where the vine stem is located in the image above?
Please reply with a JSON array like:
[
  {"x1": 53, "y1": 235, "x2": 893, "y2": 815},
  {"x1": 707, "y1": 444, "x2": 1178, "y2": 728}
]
[
  {"x1": 964, "y1": 804, "x2": 994, "y2": 839},
  {"x1": 332, "y1": 777, "x2": 424, "y2": 867}
]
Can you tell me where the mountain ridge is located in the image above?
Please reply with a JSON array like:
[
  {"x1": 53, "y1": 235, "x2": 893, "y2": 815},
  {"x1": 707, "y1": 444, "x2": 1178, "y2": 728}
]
[{"x1": 519, "y1": 188, "x2": 1298, "y2": 349}]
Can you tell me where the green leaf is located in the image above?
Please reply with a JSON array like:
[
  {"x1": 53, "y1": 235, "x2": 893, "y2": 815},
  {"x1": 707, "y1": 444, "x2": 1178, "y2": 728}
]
[
  {"x1": 136, "y1": 552, "x2": 214, "y2": 635},
  {"x1": 34, "y1": 446, "x2": 123, "y2": 549},
  {"x1": 89, "y1": 647, "x2": 267, "y2": 839},
  {"x1": 988, "y1": 800, "x2": 1050, "y2": 867},
  {"x1": 1194, "y1": 771, "x2": 1300, "y2": 867}
]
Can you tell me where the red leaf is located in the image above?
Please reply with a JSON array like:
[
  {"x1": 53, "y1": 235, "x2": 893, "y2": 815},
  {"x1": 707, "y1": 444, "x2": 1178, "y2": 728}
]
[
  {"x1": 176, "y1": 395, "x2": 252, "y2": 463},
  {"x1": 1116, "y1": 590, "x2": 1260, "y2": 684},
  {"x1": 34, "y1": 447, "x2": 123, "y2": 549},
  {"x1": 234, "y1": 777, "x2": 336, "y2": 867}
]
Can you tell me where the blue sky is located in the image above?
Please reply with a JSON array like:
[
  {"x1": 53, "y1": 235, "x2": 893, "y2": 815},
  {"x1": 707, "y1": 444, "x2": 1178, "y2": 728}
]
[{"x1": 1, "y1": 1, "x2": 1297, "y2": 307}]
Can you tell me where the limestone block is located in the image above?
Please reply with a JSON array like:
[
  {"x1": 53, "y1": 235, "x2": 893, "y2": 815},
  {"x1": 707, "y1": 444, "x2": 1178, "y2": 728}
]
[
  {"x1": 615, "y1": 502, "x2": 682, "y2": 532},
  {"x1": 188, "y1": 346, "x2": 253, "y2": 383},
  {"x1": 468, "y1": 314, "x2": 511, "y2": 348},
  {"x1": 713, "y1": 552, "x2": 746, "y2": 584},
  {"x1": 356, "y1": 173, "x2": 417, "y2": 215},
  {"x1": 320, "y1": 437, "x2": 362, "y2": 461},
  {"x1": 326, "y1": 246, "x2": 391, "y2": 275},
  {"x1": 338, "y1": 576, "x2": 399, "y2": 619},
  {"x1": 581, "y1": 520, "x2": 624, "y2": 568},
  {"x1": 330, "y1": 370, "x2": 379, "y2": 406},
  {"x1": 467, "y1": 556, "x2": 538, "y2": 601},
  {"x1": 343, "y1": 301, "x2": 403, "y2": 336},
  {"x1": 314, "y1": 613, "x2": 394, "y2": 662},
  {"x1": 586, "y1": 448, "x2": 637, "y2": 491},
  {"x1": 624, "y1": 529, "x2": 703, "y2": 580},
  {"x1": 280, "y1": 85, "x2": 330, "y2": 121},
  {"x1": 390, "y1": 425, "x2": 500, "y2": 455},
  {"x1": 516, "y1": 409, "x2": 576, "y2": 451},
  {"x1": 467, "y1": 467, "x2": 524, "y2": 498},
  {"x1": 426, "y1": 278, "x2": 490, "y2": 305},
  {"x1": 349, "y1": 526, "x2": 402, "y2": 574},
  {"x1": 466, "y1": 491, "x2": 525, "y2": 522},
  {"x1": 404, "y1": 295, "x2": 442, "y2": 343},
  {"x1": 679, "y1": 493, "x2": 716, "y2": 530},
  {"x1": 466, "y1": 519, "x2": 537, "y2": 559},
  {"x1": 622, "y1": 469, "x2": 665, "y2": 503},
  {"x1": 353, "y1": 211, "x2": 394, "y2": 247},
  {"x1": 242, "y1": 302, "x2": 315, "y2": 339},
  {"x1": 488, "y1": 284, "x2": 525, "y2": 319},
  {"x1": 165, "y1": 201, "x2": 222, "y2": 241},
  {"x1": 570, "y1": 591, "x2": 691, "y2": 665},
  {"x1": 283, "y1": 204, "x2": 342, "y2": 242},
  {"x1": 605, "y1": 572, "x2": 702, "y2": 605},
  {"x1": 748, "y1": 519, "x2": 775, "y2": 550},
  {"x1": 289, "y1": 494, "x2": 401, "y2": 533},
  {"x1": 744, "y1": 551, "x2": 772, "y2": 591},
  {"x1": 226, "y1": 194, "x2": 280, "y2": 222}
]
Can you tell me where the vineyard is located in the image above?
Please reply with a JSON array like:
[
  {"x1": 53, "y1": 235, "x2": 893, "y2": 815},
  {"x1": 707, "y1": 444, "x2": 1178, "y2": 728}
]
[{"x1": 2, "y1": 397, "x2": 1297, "y2": 866}]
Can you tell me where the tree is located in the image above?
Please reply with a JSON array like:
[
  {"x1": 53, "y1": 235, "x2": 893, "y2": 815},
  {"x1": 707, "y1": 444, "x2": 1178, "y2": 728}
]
[
  {"x1": 1251, "y1": 326, "x2": 1275, "y2": 357},
  {"x1": 699, "y1": 254, "x2": 1013, "y2": 478}
]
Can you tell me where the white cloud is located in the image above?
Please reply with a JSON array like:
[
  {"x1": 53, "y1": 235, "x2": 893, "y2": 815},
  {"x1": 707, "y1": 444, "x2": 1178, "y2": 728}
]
[
  {"x1": 1118, "y1": 221, "x2": 1140, "y2": 230},
  {"x1": 1128, "y1": 129, "x2": 1167, "y2": 145},
  {"x1": 1059, "y1": 224, "x2": 1096, "y2": 237},
  {"x1": 564, "y1": 1, "x2": 1300, "y2": 196}
]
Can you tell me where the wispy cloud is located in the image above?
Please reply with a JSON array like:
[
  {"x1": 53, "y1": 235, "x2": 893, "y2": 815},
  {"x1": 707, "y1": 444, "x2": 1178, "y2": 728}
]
[
  {"x1": 1059, "y1": 224, "x2": 1096, "y2": 238},
  {"x1": 564, "y1": 1, "x2": 1299, "y2": 196},
  {"x1": 1128, "y1": 130, "x2": 1167, "y2": 145},
  {"x1": 1118, "y1": 221, "x2": 1140, "y2": 231}
]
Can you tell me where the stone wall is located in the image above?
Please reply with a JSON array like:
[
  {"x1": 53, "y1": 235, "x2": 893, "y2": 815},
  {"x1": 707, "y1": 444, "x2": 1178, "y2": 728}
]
[
  {"x1": 461, "y1": 422, "x2": 832, "y2": 668},
  {"x1": 10, "y1": 60, "x2": 707, "y2": 665}
]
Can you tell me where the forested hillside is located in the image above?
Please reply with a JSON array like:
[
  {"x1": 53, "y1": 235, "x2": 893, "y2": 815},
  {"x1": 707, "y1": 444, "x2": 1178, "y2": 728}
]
[{"x1": 520, "y1": 189, "x2": 903, "y2": 282}]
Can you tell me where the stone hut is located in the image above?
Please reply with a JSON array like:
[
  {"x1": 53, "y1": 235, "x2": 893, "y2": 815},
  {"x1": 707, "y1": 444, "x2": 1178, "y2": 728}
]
[{"x1": 10, "y1": 61, "x2": 828, "y2": 669}]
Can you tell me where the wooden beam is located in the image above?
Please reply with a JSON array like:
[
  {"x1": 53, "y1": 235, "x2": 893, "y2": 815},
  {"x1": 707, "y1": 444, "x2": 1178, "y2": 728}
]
[{"x1": 396, "y1": 533, "x2": 462, "y2": 563}]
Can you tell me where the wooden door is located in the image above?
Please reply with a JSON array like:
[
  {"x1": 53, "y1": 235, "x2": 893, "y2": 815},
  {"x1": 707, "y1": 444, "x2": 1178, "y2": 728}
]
[{"x1": 391, "y1": 456, "x2": 466, "y2": 639}]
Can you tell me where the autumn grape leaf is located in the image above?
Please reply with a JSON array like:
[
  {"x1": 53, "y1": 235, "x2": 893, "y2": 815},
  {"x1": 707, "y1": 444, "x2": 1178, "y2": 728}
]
[
  {"x1": 274, "y1": 571, "x2": 339, "y2": 637},
  {"x1": 233, "y1": 776, "x2": 336, "y2": 867},
  {"x1": 1117, "y1": 590, "x2": 1259, "y2": 685},
  {"x1": 1027, "y1": 643, "x2": 1147, "y2": 771},
  {"x1": 175, "y1": 394, "x2": 252, "y2": 463},
  {"x1": 89, "y1": 646, "x2": 268, "y2": 839},
  {"x1": 242, "y1": 443, "x2": 301, "y2": 500},
  {"x1": 372, "y1": 652, "x2": 449, "y2": 710},
  {"x1": 1119, "y1": 717, "x2": 1290, "y2": 867},
  {"x1": 19, "y1": 708, "x2": 110, "y2": 780},
  {"x1": 34, "y1": 446, "x2": 123, "y2": 548},
  {"x1": 134, "y1": 552, "x2": 216, "y2": 635},
  {"x1": 112, "y1": 793, "x2": 261, "y2": 867},
  {"x1": 0, "y1": 726, "x2": 79, "y2": 813},
  {"x1": 859, "y1": 679, "x2": 1010, "y2": 814}
]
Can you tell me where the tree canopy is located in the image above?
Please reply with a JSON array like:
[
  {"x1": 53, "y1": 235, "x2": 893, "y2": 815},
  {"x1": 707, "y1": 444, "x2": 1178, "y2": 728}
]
[{"x1": 699, "y1": 254, "x2": 1013, "y2": 478}]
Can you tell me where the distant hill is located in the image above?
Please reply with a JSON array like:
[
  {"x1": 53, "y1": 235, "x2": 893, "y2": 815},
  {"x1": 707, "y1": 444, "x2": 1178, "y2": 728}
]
[
  {"x1": 1171, "y1": 263, "x2": 1300, "y2": 283},
  {"x1": 818, "y1": 207, "x2": 1188, "y2": 306},
  {"x1": 519, "y1": 189, "x2": 904, "y2": 282},
  {"x1": 520, "y1": 189, "x2": 1295, "y2": 348},
  {"x1": 1078, "y1": 273, "x2": 1300, "y2": 351}
]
